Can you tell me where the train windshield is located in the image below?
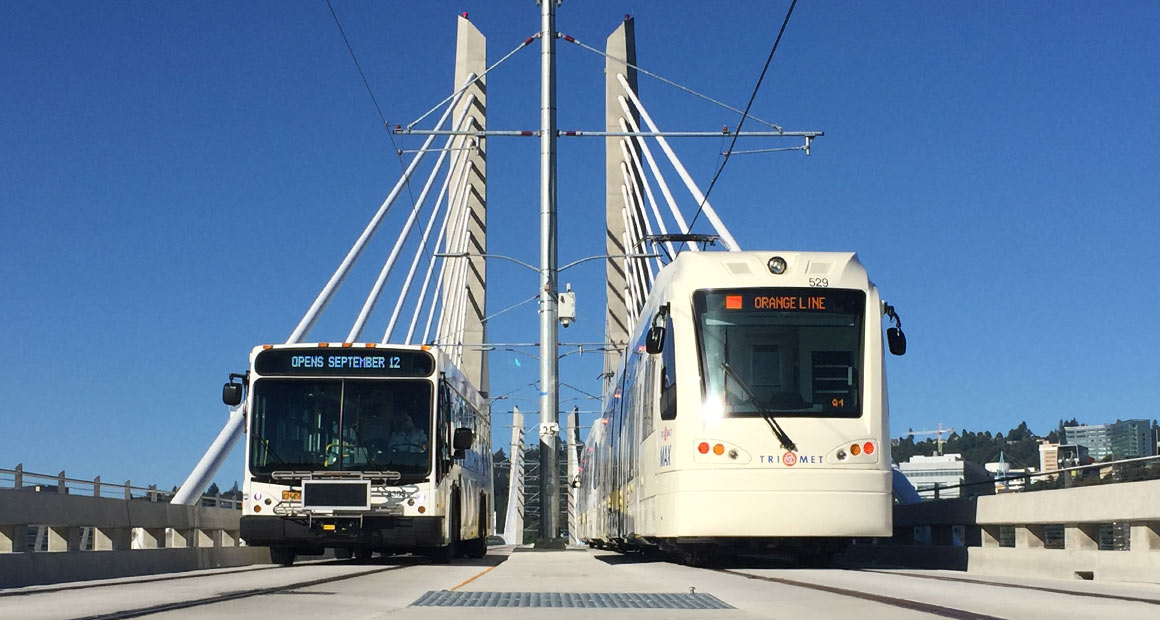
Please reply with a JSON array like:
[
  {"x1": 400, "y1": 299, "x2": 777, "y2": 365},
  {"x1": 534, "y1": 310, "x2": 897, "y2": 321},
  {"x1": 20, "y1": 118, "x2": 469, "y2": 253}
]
[
  {"x1": 694, "y1": 288, "x2": 865, "y2": 418},
  {"x1": 248, "y1": 379, "x2": 433, "y2": 478}
]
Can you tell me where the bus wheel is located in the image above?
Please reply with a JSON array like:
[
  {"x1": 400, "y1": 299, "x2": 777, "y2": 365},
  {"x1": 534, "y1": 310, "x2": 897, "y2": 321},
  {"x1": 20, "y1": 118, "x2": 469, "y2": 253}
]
[
  {"x1": 463, "y1": 497, "x2": 487, "y2": 559},
  {"x1": 270, "y1": 547, "x2": 295, "y2": 566},
  {"x1": 427, "y1": 544, "x2": 453, "y2": 564}
]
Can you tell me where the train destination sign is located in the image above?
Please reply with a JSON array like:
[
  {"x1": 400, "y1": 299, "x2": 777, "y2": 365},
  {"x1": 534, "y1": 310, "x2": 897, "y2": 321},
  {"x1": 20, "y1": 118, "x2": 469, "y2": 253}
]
[
  {"x1": 254, "y1": 348, "x2": 435, "y2": 377},
  {"x1": 713, "y1": 288, "x2": 864, "y2": 314}
]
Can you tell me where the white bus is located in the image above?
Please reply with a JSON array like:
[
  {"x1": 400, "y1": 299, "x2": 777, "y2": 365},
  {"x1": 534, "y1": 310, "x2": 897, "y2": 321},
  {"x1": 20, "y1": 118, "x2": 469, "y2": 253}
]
[
  {"x1": 577, "y1": 251, "x2": 906, "y2": 566},
  {"x1": 223, "y1": 343, "x2": 492, "y2": 565}
]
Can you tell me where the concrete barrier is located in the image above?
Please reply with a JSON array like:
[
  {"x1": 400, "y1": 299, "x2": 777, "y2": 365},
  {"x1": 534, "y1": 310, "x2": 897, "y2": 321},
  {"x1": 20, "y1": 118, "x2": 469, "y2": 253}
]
[
  {"x1": 862, "y1": 479, "x2": 1160, "y2": 583},
  {"x1": 0, "y1": 488, "x2": 269, "y2": 588}
]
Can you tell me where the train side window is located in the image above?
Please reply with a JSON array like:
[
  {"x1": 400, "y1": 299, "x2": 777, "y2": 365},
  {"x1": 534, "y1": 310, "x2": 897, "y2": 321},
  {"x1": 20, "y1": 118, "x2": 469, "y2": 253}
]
[{"x1": 660, "y1": 315, "x2": 677, "y2": 420}]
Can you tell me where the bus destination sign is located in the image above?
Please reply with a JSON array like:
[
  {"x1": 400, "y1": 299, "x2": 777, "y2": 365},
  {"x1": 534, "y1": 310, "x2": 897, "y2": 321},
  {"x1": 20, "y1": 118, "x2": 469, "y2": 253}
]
[{"x1": 254, "y1": 348, "x2": 435, "y2": 377}]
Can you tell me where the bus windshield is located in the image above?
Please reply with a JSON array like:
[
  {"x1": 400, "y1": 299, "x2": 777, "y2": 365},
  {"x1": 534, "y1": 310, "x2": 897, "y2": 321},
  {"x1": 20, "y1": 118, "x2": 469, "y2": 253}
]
[
  {"x1": 249, "y1": 378, "x2": 433, "y2": 477},
  {"x1": 694, "y1": 288, "x2": 865, "y2": 418}
]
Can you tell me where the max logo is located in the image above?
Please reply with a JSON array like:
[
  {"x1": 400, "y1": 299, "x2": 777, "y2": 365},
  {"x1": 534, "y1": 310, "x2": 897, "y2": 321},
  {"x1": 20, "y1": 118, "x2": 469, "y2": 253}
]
[
  {"x1": 661, "y1": 427, "x2": 672, "y2": 441},
  {"x1": 659, "y1": 445, "x2": 672, "y2": 467}
]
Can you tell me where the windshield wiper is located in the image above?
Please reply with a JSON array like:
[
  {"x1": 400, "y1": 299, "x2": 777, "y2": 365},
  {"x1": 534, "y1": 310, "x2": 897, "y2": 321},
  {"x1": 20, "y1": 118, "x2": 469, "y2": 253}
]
[{"x1": 721, "y1": 362, "x2": 797, "y2": 452}]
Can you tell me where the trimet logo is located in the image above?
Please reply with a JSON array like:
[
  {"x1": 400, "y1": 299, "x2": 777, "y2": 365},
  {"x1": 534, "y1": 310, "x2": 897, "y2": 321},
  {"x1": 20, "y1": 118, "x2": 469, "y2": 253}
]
[{"x1": 782, "y1": 451, "x2": 798, "y2": 467}]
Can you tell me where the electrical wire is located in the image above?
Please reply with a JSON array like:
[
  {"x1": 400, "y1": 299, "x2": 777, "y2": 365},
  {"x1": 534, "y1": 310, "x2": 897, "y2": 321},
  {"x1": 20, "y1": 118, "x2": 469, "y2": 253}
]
[
  {"x1": 324, "y1": 0, "x2": 417, "y2": 206},
  {"x1": 687, "y1": 0, "x2": 798, "y2": 232}
]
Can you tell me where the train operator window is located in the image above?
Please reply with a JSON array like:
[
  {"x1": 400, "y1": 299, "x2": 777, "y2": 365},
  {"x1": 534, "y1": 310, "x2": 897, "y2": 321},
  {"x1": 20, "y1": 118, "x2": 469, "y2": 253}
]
[
  {"x1": 660, "y1": 314, "x2": 677, "y2": 420},
  {"x1": 694, "y1": 288, "x2": 865, "y2": 418}
]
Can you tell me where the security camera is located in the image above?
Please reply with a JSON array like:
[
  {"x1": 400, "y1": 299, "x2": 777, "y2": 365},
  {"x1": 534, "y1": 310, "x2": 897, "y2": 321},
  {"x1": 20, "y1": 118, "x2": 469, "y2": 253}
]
[{"x1": 558, "y1": 283, "x2": 576, "y2": 328}]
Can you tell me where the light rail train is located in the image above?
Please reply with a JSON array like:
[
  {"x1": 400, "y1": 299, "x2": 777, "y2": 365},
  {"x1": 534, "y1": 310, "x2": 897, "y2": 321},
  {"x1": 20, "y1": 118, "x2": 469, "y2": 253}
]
[
  {"x1": 577, "y1": 251, "x2": 906, "y2": 565},
  {"x1": 222, "y1": 343, "x2": 492, "y2": 565}
]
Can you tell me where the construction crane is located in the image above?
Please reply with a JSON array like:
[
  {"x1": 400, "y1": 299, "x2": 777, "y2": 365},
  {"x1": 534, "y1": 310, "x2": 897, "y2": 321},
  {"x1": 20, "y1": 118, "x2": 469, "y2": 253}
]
[{"x1": 906, "y1": 423, "x2": 956, "y2": 455}]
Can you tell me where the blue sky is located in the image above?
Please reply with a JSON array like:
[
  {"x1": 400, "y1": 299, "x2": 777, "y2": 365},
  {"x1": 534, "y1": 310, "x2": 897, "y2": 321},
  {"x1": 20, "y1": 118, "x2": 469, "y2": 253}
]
[{"x1": 3, "y1": 2, "x2": 1158, "y2": 489}]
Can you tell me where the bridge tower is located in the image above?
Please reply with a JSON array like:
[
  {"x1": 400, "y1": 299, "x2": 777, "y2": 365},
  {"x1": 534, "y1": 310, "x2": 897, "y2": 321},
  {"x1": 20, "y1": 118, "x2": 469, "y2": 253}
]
[
  {"x1": 602, "y1": 18, "x2": 639, "y2": 394},
  {"x1": 442, "y1": 14, "x2": 489, "y2": 395}
]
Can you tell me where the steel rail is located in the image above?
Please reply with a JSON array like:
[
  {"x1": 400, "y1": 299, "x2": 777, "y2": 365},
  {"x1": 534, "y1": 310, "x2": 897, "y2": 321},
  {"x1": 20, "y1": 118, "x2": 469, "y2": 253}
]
[{"x1": 74, "y1": 565, "x2": 410, "y2": 620}]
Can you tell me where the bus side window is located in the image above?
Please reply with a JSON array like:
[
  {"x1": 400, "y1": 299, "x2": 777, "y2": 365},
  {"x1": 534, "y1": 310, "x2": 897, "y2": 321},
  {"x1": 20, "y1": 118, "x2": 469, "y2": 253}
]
[{"x1": 660, "y1": 315, "x2": 677, "y2": 420}]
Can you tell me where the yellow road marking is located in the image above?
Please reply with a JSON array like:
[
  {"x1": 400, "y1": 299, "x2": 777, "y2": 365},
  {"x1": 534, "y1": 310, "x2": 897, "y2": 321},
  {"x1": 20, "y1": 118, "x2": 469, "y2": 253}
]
[{"x1": 450, "y1": 565, "x2": 497, "y2": 591}]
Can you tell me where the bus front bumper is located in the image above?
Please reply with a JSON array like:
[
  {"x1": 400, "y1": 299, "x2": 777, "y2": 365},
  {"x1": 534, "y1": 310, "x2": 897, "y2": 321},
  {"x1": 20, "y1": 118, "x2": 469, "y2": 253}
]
[{"x1": 241, "y1": 515, "x2": 444, "y2": 550}]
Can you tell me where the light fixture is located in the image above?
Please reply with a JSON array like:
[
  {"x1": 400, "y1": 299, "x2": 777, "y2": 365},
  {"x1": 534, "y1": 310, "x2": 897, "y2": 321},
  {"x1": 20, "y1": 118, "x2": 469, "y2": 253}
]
[{"x1": 767, "y1": 256, "x2": 787, "y2": 275}]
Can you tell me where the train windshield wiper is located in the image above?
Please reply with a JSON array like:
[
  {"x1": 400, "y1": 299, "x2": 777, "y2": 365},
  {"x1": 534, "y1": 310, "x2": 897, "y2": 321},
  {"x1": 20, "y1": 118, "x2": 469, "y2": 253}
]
[{"x1": 721, "y1": 362, "x2": 797, "y2": 452}]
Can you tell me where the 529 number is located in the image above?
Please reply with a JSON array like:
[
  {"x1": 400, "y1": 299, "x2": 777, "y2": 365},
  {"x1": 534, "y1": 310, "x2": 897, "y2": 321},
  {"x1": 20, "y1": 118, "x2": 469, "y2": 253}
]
[{"x1": 808, "y1": 277, "x2": 829, "y2": 287}]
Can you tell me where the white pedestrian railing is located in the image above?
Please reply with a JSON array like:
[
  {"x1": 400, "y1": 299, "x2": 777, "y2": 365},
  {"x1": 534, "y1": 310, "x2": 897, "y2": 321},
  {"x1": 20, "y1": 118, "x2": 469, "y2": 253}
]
[{"x1": 0, "y1": 463, "x2": 240, "y2": 509}]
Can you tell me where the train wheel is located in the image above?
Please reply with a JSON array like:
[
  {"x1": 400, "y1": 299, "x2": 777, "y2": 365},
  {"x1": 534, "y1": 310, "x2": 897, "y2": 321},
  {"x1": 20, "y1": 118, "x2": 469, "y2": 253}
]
[
  {"x1": 354, "y1": 547, "x2": 373, "y2": 561},
  {"x1": 679, "y1": 547, "x2": 714, "y2": 568},
  {"x1": 335, "y1": 547, "x2": 353, "y2": 560},
  {"x1": 269, "y1": 547, "x2": 295, "y2": 566}
]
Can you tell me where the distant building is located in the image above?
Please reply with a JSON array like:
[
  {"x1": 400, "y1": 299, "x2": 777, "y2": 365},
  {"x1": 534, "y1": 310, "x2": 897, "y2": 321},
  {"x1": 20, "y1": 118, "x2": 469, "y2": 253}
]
[
  {"x1": 1108, "y1": 419, "x2": 1152, "y2": 458},
  {"x1": 1038, "y1": 440, "x2": 1089, "y2": 480},
  {"x1": 898, "y1": 454, "x2": 992, "y2": 500},
  {"x1": 984, "y1": 461, "x2": 1035, "y2": 493},
  {"x1": 1063, "y1": 420, "x2": 1152, "y2": 460},
  {"x1": 1062, "y1": 424, "x2": 1111, "y2": 460},
  {"x1": 1039, "y1": 441, "x2": 1059, "y2": 478}
]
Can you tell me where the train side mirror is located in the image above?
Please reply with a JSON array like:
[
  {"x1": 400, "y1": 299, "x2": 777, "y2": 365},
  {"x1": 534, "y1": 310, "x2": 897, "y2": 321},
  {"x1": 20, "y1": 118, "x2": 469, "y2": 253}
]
[
  {"x1": 222, "y1": 382, "x2": 244, "y2": 407},
  {"x1": 887, "y1": 327, "x2": 907, "y2": 356},
  {"x1": 645, "y1": 325, "x2": 665, "y2": 354}
]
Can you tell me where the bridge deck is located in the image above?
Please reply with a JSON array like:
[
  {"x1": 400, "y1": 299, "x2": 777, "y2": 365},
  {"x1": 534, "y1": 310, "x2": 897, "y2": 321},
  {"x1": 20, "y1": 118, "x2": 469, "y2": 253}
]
[{"x1": 3, "y1": 546, "x2": 1159, "y2": 619}]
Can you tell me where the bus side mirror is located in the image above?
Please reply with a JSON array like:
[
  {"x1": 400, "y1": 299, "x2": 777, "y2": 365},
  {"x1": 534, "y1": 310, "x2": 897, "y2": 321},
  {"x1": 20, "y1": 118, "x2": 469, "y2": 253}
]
[
  {"x1": 887, "y1": 327, "x2": 907, "y2": 356},
  {"x1": 453, "y1": 428, "x2": 474, "y2": 451},
  {"x1": 222, "y1": 382, "x2": 243, "y2": 407},
  {"x1": 645, "y1": 326, "x2": 665, "y2": 354}
]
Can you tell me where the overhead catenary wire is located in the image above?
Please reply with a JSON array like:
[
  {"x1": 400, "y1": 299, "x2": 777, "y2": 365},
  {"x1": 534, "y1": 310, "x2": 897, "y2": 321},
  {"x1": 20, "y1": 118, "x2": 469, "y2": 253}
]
[
  {"x1": 324, "y1": 0, "x2": 418, "y2": 212},
  {"x1": 687, "y1": 0, "x2": 799, "y2": 232}
]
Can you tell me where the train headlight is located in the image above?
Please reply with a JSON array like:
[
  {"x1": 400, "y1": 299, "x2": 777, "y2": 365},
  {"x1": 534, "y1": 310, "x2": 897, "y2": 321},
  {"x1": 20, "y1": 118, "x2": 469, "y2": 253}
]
[
  {"x1": 767, "y1": 256, "x2": 787, "y2": 275},
  {"x1": 702, "y1": 398, "x2": 724, "y2": 422}
]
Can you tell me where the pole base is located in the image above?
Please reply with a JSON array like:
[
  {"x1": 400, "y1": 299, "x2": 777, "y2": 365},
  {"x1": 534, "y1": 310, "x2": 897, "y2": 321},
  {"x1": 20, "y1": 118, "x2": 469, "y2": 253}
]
[{"x1": 533, "y1": 537, "x2": 567, "y2": 550}]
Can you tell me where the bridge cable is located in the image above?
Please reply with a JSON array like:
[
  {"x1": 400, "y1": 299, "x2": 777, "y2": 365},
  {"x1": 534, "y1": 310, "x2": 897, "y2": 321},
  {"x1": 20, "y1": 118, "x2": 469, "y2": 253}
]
[
  {"x1": 346, "y1": 95, "x2": 476, "y2": 343},
  {"x1": 618, "y1": 80, "x2": 738, "y2": 250},
  {"x1": 407, "y1": 33, "x2": 540, "y2": 131},
  {"x1": 615, "y1": 99, "x2": 697, "y2": 253},
  {"x1": 385, "y1": 121, "x2": 477, "y2": 342},
  {"x1": 687, "y1": 0, "x2": 798, "y2": 232},
  {"x1": 557, "y1": 33, "x2": 783, "y2": 132},
  {"x1": 409, "y1": 162, "x2": 471, "y2": 344}
]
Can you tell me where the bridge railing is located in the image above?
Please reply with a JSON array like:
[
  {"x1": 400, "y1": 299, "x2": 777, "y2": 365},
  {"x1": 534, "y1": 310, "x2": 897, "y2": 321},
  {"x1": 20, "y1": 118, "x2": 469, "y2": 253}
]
[
  {"x1": 0, "y1": 463, "x2": 241, "y2": 509},
  {"x1": 0, "y1": 464, "x2": 263, "y2": 588}
]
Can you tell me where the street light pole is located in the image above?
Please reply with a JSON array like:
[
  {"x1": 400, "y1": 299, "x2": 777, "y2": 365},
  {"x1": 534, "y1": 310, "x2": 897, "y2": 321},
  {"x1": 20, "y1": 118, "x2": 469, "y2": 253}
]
[{"x1": 537, "y1": 0, "x2": 561, "y2": 546}]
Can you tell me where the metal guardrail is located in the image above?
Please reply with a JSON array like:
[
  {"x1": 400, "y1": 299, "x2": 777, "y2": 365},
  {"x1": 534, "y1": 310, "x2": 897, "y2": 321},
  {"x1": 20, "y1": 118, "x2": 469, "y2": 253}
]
[
  {"x1": 909, "y1": 454, "x2": 1160, "y2": 500},
  {"x1": 0, "y1": 464, "x2": 241, "y2": 509}
]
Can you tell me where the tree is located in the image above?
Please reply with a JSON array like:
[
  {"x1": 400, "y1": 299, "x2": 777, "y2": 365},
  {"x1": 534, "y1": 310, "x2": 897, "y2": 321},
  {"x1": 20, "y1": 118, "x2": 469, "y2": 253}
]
[{"x1": 205, "y1": 482, "x2": 221, "y2": 497}]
